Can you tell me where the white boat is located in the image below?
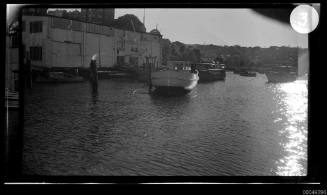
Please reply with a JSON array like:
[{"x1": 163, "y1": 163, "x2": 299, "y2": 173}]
[
  {"x1": 297, "y1": 49, "x2": 309, "y2": 80},
  {"x1": 265, "y1": 49, "x2": 309, "y2": 83},
  {"x1": 151, "y1": 69, "x2": 199, "y2": 94},
  {"x1": 196, "y1": 62, "x2": 226, "y2": 82},
  {"x1": 265, "y1": 70, "x2": 297, "y2": 83}
]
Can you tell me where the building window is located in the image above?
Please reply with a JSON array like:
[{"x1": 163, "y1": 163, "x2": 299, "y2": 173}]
[
  {"x1": 10, "y1": 35, "x2": 19, "y2": 48},
  {"x1": 131, "y1": 47, "x2": 138, "y2": 52},
  {"x1": 30, "y1": 21, "x2": 43, "y2": 33},
  {"x1": 22, "y1": 21, "x2": 26, "y2": 32},
  {"x1": 130, "y1": 57, "x2": 138, "y2": 66},
  {"x1": 30, "y1": 47, "x2": 42, "y2": 61},
  {"x1": 117, "y1": 56, "x2": 124, "y2": 65}
]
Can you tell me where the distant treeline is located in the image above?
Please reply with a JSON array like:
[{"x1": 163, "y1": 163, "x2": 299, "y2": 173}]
[
  {"x1": 46, "y1": 9, "x2": 147, "y2": 33},
  {"x1": 161, "y1": 40, "x2": 201, "y2": 64},
  {"x1": 162, "y1": 40, "x2": 307, "y2": 69}
]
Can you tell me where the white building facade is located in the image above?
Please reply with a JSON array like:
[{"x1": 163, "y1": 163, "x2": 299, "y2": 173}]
[{"x1": 21, "y1": 15, "x2": 162, "y2": 69}]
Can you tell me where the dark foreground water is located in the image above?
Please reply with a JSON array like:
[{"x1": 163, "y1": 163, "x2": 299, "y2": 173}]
[{"x1": 23, "y1": 72, "x2": 308, "y2": 176}]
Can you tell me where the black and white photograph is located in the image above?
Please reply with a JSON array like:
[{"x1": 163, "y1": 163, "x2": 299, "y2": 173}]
[{"x1": 4, "y1": 4, "x2": 322, "y2": 183}]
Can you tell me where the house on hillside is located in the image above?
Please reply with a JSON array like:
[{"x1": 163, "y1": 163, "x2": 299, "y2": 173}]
[{"x1": 200, "y1": 57, "x2": 214, "y2": 63}]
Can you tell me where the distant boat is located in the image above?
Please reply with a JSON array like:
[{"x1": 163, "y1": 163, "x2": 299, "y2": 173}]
[
  {"x1": 265, "y1": 49, "x2": 309, "y2": 83},
  {"x1": 265, "y1": 71, "x2": 297, "y2": 83},
  {"x1": 297, "y1": 49, "x2": 309, "y2": 81},
  {"x1": 97, "y1": 70, "x2": 128, "y2": 79},
  {"x1": 265, "y1": 66, "x2": 297, "y2": 83},
  {"x1": 233, "y1": 68, "x2": 245, "y2": 74},
  {"x1": 257, "y1": 69, "x2": 265, "y2": 74},
  {"x1": 151, "y1": 66, "x2": 199, "y2": 95},
  {"x1": 36, "y1": 72, "x2": 85, "y2": 83},
  {"x1": 239, "y1": 71, "x2": 256, "y2": 77},
  {"x1": 233, "y1": 69, "x2": 242, "y2": 74},
  {"x1": 196, "y1": 62, "x2": 226, "y2": 82}
]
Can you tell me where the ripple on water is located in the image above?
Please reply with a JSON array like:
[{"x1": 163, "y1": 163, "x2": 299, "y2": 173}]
[{"x1": 23, "y1": 76, "x2": 308, "y2": 176}]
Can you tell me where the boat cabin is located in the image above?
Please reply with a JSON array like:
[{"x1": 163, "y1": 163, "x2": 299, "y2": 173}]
[
  {"x1": 196, "y1": 62, "x2": 222, "y2": 70},
  {"x1": 167, "y1": 61, "x2": 192, "y2": 71}
]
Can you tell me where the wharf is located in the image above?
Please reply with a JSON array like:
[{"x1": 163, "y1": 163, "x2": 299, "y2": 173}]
[
  {"x1": 5, "y1": 90, "x2": 19, "y2": 111},
  {"x1": 4, "y1": 89, "x2": 21, "y2": 178}
]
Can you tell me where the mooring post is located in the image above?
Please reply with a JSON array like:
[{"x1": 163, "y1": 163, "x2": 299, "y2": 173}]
[
  {"x1": 90, "y1": 59, "x2": 98, "y2": 90},
  {"x1": 147, "y1": 57, "x2": 152, "y2": 93},
  {"x1": 26, "y1": 59, "x2": 32, "y2": 89}
]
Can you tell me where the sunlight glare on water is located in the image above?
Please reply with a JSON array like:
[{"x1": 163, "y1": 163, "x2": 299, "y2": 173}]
[{"x1": 275, "y1": 80, "x2": 308, "y2": 176}]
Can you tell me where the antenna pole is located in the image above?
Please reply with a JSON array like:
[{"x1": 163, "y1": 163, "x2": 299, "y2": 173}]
[
  {"x1": 143, "y1": 9, "x2": 145, "y2": 26},
  {"x1": 130, "y1": 19, "x2": 136, "y2": 32}
]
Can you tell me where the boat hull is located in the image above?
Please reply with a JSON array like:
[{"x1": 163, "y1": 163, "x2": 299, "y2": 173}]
[
  {"x1": 153, "y1": 86, "x2": 192, "y2": 96},
  {"x1": 151, "y1": 70, "x2": 199, "y2": 93},
  {"x1": 240, "y1": 71, "x2": 256, "y2": 77},
  {"x1": 35, "y1": 72, "x2": 85, "y2": 83},
  {"x1": 198, "y1": 69, "x2": 225, "y2": 82},
  {"x1": 233, "y1": 70, "x2": 242, "y2": 74},
  {"x1": 265, "y1": 72, "x2": 297, "y2": 83}
]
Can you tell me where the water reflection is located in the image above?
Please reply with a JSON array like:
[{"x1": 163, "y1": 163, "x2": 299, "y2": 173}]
[
  {"x1": 23, "y1": 77, "x2": 309, "y2": 176},
  {"x1": 275, "y1": 80, "x2": 308, "y2": 176},
  {"x1": 150, "y1": 93, "x2": 192, "y2": 125},
  {"x1": 90, "y1": 82, "x2": 98, "y2": 105}
]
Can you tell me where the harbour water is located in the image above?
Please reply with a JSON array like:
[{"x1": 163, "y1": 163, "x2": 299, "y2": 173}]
[{"x1": 23, "y1": 72, "x2": 308, "y2": 176}]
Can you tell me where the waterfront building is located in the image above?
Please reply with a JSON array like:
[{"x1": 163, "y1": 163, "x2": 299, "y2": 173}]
[
  {"x1": 19, "y1": 11, "x2": 162, "y2": 70},
  {"x1": 6, "y1": 9, "x2": 163, "y2": 90}
]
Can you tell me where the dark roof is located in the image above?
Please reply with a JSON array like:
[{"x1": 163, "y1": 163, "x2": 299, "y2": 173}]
[
  {"x1": 23, "y1": 14, "x2": 162, "y2": 37},
  {"x1": 150, "y1": 29, "x2": 161, "y2": 36}
]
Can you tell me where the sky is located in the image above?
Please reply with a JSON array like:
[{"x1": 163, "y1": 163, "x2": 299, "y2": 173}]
[
  {"x1": 115, "y1": 8, "x2": 308, "y2": 48},
  {"x1": 6, "y1": 6, "x2": 308, "y2": 48}
]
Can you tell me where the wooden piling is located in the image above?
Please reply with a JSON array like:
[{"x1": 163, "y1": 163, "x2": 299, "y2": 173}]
[
  {"x1": 146, "y1": 57, "x2": 154, "y2": 93},
  {"x1": 90, "y1": 59, "x2": 98, "y2": 90},
  {"x1": 148, "y1": 61, "x2": 152, "y2": 93},
  {"x1": 26, "y1": 59, "x2": 32, "y2": 89}
]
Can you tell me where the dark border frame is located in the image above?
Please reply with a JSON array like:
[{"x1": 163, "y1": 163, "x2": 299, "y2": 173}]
[{"x1": 3, "y1": 2, "x2": 325, "y2": 186}]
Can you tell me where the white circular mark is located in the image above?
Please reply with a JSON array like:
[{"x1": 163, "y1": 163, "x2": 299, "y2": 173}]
[{"x1": 290, "y1": 5, "x2": 319, "y2": 34}]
